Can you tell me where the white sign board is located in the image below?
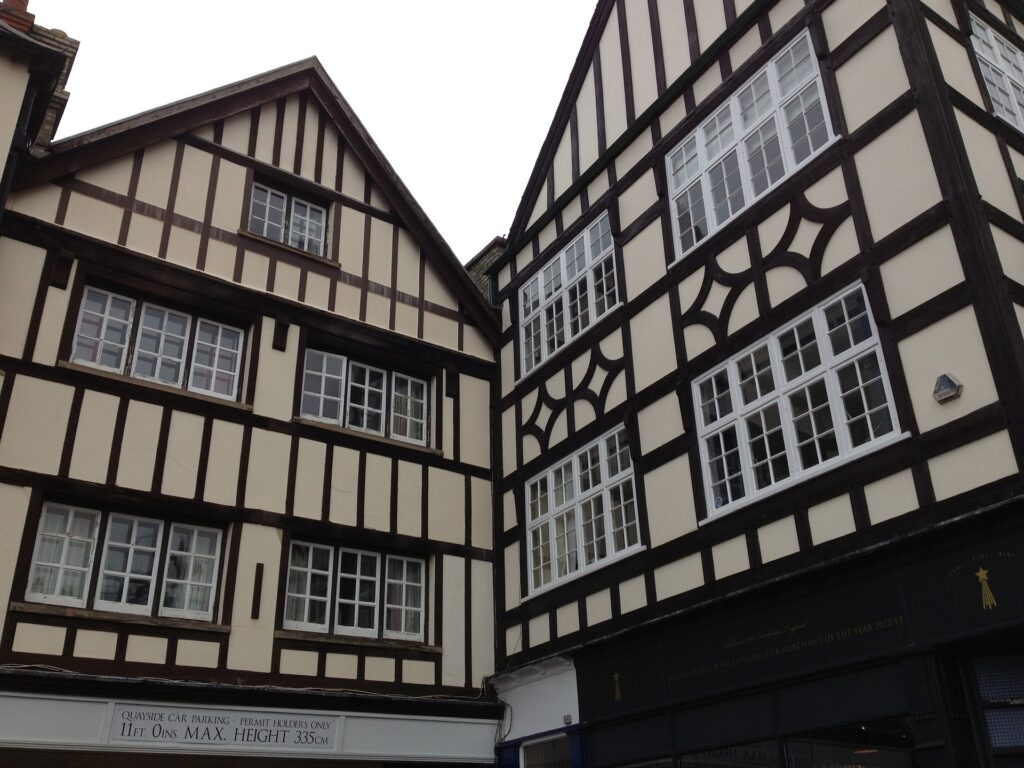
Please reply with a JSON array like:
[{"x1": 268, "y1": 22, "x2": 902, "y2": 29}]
[{"x1": 109, "y1": 703, "x2": 340, "y2": 753}]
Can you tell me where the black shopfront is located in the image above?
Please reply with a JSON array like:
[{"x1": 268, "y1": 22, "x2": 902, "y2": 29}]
[{"x1": 571, "y1": 509, "x2": 1024, "y2": 768}]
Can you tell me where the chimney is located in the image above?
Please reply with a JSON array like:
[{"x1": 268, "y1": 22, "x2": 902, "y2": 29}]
[{"x1": 0, "y1": 0, "x2": 34, "y2": 33}]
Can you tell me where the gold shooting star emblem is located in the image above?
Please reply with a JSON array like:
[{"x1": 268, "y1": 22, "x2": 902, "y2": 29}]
[
  {"x1": 976, "y1": 567, "x2": 997, "y2": 610},
  {"x1": 612, "y1": 672, "x2": 622, "y2": 703}
]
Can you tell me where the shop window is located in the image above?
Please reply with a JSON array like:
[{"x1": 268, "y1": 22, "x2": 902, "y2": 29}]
[
  {"x1": 522, "y1": 736, "x2": 570, "y2": 768},
  {"x1": 976, "y1": 656, "x2": 1024, "y2": 756},
  {"x1": 71, "y1": 286, "x2": 246, "y2": 401},
  {"x1": 693, "y1": 284, "x2": 901, "y2": 518},
  {"x1": 26, "y1": 502, "x2": 223, "y2": 622}
]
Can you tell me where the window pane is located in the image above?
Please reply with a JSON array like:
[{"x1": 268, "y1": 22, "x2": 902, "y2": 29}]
[
  {"x1": 785, "y1": 83, "x2": 829, "y2": 164},
  {"x1": 675, "y1": 182, "x2": 708, "y2": 253},
  {"x1": 706, "y1": 426, "x2": 745, "y2": 509},
  {"x1": 708, "y1": 150, "x2": 745, "y2": 226},
  {"x1": 745, "y1": 118, "x2": 786, "y2": 196},
  {"x1": 72, "y1": 288, "x2": 135, "y2": 372}
]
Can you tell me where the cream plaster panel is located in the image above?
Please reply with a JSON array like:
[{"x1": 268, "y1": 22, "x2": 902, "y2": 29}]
[
  {"x1": 461, "y1": 376, "x2": 492, "y2": 470},
  {"x1": 599, "y1": 10, "x2": 628, "y2": 144},
  {"x1": 77, "y1": 153, "x2": 134, "y2": 196},
  {"x1": 340, "y1": 149, "x2": 368, "y2": 201},
  {"x1": 503, "y1": 491, "x2": 517, "y2": 532},
  {"x1": 305, "y1": 272, "x2": 331, "y2": 311},
  {"x1": 428, "y1": 467, "x2": 465, "y2": 544},
  {"x1": 404, "y1": 659, "x2": 435, "y2": 685},
  {"x1": 654, "y1": 554, "x2": 703, "y2": 601},
  {"x1": 995, "y1": 226, "x2": 1024, "y2": 285},
  {"x1": 929, "y1": 430, "x2": 1018, "y2": 501},
  {"x1": 571, "y1": 349, "x2": 592, "y2": 390},
  {"x1": 505, "y1": 625, "x2": 524, "y2": 657},
  {"x1": 175, "y1": 146, "x2": 212, "y2": 222},
  {"x1": 280, "y1": 649, "x2": 318, "y2": 677},
  {"x1": 822, "y1": 0, "x2": 886, "y2": 50},
  {"x1": 135, "y1": 141, "x2": 177, "y2": 208},
  {"x1": 528, "y1": 613, "x2": 550, "y2": 649},
  {"x1": 931, "y1": 23, "x2": 985, "y2": 107},
  {"x1": 8, "y1": 183, "x2": 62, "y2": 221},
  {"x1": 0, "y1": 483, "x2": 29, "y2": 626},
  {"x1": 300, "y1": 103, "x2": 320, "y2": 181},
  {"x1": 423, "y1": 312, "x2": 459, "y2": 351},
  {"x1": 0, "y1": 376, "x2": 73, "y2": 476},
  {"x1": 471, "y1": 477, "x2": 492, "y2": 550},
  {"x1": 758, "y1": 516, "x2": 800, "y2": 563},
  {"x1": 600, "y1": 329, "x2": 624, "y2": 360},
  {"x1": 396, "y1": 460, "x2": 423, "y2": 538},
  {"x1": 577, "y1": 67, "x2": 601, "y2": 171},
  {"x1": 68, "y1": 390, "x2": 119, "y2": 483},
  {"x1": 322, "y1": 126, "x2": 340, "y2": 189},
  {"x1": 624, "y1": 0, "x2": 659, "y2": 113},
  {"x1": 684, "y1": 323, "x2": 716, "y2": 360},
  {"x1": 504, "y1": 542, "x2": 521, "y2": 612},
  {"x1": 758, "y1": 205, "x2": 791, "y2": 256},
  {"x1": 619, "y1": 169, "x2": 658, "y2": 231},
  {"x1": 856, "y1": 114, "x2": 943, "y2": 240},
  {"x1": 293, "y1": 439, "x2": 326, "y2": 520},
  {"x1": 678, "y1": 266, "x2": 705, "y2": 314},
  {"x1": 586, "y1": 589, "x2": 613, "y2": 626},
  {"x1": 442, "y1": 555, "x2": 467, "y2": 685},
  {"x1": 176, "y1": 639, "x2": 219, "y2": 668},
  {"x1": 204, "y1": 419, "x2": 243, "y2": 506},
  {"x1": 728, "y1": 284, "x2": 760, "y2": 335},
  {"x1": 958, "y1": 110, "x2": 1022, "y2": 222},
  {"x1": 694, "y1": 0, "x2": 727, "y2": 52},
  {"x1": 363, "y1": 293, "x2": 390, "y2": 332},
  {"x1": 618, "y1": 574, "x2": 647, "y2": 614},
  {"x1": 588, "y1": 169, "x2": 611, "y2": 206},
  {"x1": 880, "y1": 226, "x2": 964, "y2": 317},
  {"x1": 693, "y1": 65, "x2": 723, "y2": 107},
  {"x1": 123, "y1": 213, "x2": 161, "y2": 260},
  {"x1": 363, "y1": 656, "x2": 395, "y2": 683},
  {"x1": 769, "y1": 0, "x2": 806, "y2": 33},
  {"x1": 394, "y1": 302, "x2": 418, "y2": 340},
  {"x1": 227, "y1": 524, "x2": 280, "y2": 673},
  {"x1": 115, "y1": 400, "x2": 163, "y2": 491},
  {"x1": 712, "y1": 536, "x2": 750, "y2": 579},
  {"x1": 395, "y1": 228, "x2": 420, "y2": 295},
  {"x1": 254, "y1": 104, "x2": 276, "y2": 164},
  {"x1": 638, "y1": 393, "x2": 685, "y2": 455},
  {"x1": 716, "y1": 238, "x2": 751, "y2": 275},
  {"x1": 0, "y1": 239, "x2": 44, "y2": 357},
  {"x1": 253, "y1": 317, "x2": 299, "y2": 420},
  {"x1": 898, "y1": 307, "x2": 997, "y2": 432},
  {"x1": 766, "y1": 266, "x2": 807, "y2": 307},
  {"x1": 820, "y1": 218, "x2": 860, "y2": 276},
  {"x1": 367, "y1": 217, "x2": 394, "y2": 287},
  {"x1": 422, "y1": 260, "x2": 458, "y2": 312},
  {"x1": 471, "y1": 560, "x2": 495, "y2": 683},
  {"x1": 630, "y1": 295, "x2": 675, "y2": 391},
  {"x1": 1017, "y1": 303, "x2": 1024, "y2": 339},
  {"x1": 1009, "y1": 146, "x2": 1024, "y2": 181},
  {"x1": 921, "y1": 0, "x2": 957, "y2": 27},
  {"x1": 34, "y1": 266, "x2": 77, "y2": 366},
  {"x1": 659, "y1": 92, "x2": 689, "y2": 138},
  {"x1": 805, "y1": 167, "x2": 848, "y2": 210},
  {"x1": 443, "y1": 388, "x2": 455, "y2": 456},
  {"x1": 502, "y1": 406, "x2": 517, "y2": 473},
  {"x1": 730, "y1": 26, "x2": 762, "y2": 71},
  {"x1": 0, "y1": 59, "x2": 29, "y2": 155},
  {"x1": 335, "y1": 282, "x2": 361, "y2": 324},
  {"x1": 553, "y1": 126, "x2": 573, "y2": 198},
  {"x1": 808, "y1": 494, "x2": 856, "y2": 545},
  {"x1": 547, "y1": 410, "x2": 570, "y2": 447},
  {"x1": 278, "y1": 95, "x2": 300, "y2": 175},
  {"x1": 244, "y1": 428, "x2": 290, "y2": 514},
  {"x1": 556, "y1": 602, "x2": 580, "y2": 638},
  {"x1": 325, "y1": 653, "x2": 358, "y2": 679},
  {"x1": 338, "y1": 207, "x2": 366, "y2": 274},
  {"x1": 563, "y1": 196, "x2": 584, "y2": 235},
  {"x1": 537, "y1": 220, "x2": 557, "y2": 256},
  {"x1": 162, "y1": 411, "x2": 204, "y2": 498},
  {"x1": 865, "y1": 468, "x2": 919, "y2": 525},
  {"x1": 12, "y1": 623, "x2": 64, "y2": 655},
  {"x1": 657, "y1": 0, "x2": 691, "y2": 82},
  {"x1": 370, "y1": 186, "x2": 389, "y2": 212},
  {"x1": 273, "y1": 261, "x2": 301, "y2": 302},
  {"x1": 165, "y1": 227, "x2": 200, "y2": 271},
  {"x1": 516, "y1": 245, "x2": 534, "y2": 277},
  {"x1": 363, "y1": 453, "x2": 392, "y2": 532},
  {"x1": 617, "y1": 129, "x2": 655, "y2": 181},
  {"x1": 240, "y1": 252, "x2": 270, "y2": 292},
  {"x1": 75, "y1": 630, "x2": 117, "y2": 660},
  {"x1": 219, "y1": 112, "x2": 250, "y2": 154},
  {"x1": 789, "y1": 219, "x2": 822, "y2": 261},
  {"x1": 125, "y1": 635, "x2": 168, "y2": 664}
]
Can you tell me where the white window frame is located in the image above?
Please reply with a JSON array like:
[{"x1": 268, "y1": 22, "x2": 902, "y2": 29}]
[
  {"x1": 70, "y1": 287, "x2": 137, "y2": 374},
  {"x1": 524, "y1": 426, "x2": 642, "y2": 595},
  {"x1": 970, "y1": 14, "x2": 1024, "y2": 132},
  {"x1": 335, "y1": 547, "x2": 381, "y2": 638},
  {"x1": 345, "y1": 361, "x2": 389, "y2": 436},
  {"x1": 249, "y1": 182, "x2": 327, "y2": 258},
  {"x1": 390, "y1": 372, "x2": 429, "y2": 446},
  {"x1": 129, "y1": 302, "x2": 192, "y2": 388},
  {"x1": 693, "y1": 284, "x2": 904, "y2": 519},
  {"x1": 382, "y1": 554, "x2": 426, "y2": 642},
  {"x1": 283, "y1": 541, "x2": 335, "y2": 633},
  {"x1": 94, "y1": 513, "x2": 164, "y2": 616},
  {"x1": 26, "y1": 503, "x2": 100, "y2": 608},
  {"x1": 159, "y1": 523, "x2": 222, "y2": 621},
  {"x1": 187, "y1": 318, "x2": 245, "y2": 401},
  {"x1": 519, "y1": 212, "x2": 619, "y2": 376},
  {"x1": 666, "y1": 31, "x2": 836, "y2": 262},
  {"x1": 300, "y1": 348, "x2": 349, "y2": 425}
]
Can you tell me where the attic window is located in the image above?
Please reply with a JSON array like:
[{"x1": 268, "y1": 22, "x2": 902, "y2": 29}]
[{"x1": 248, "y1": 182, "x2": 327, "y2": 257}]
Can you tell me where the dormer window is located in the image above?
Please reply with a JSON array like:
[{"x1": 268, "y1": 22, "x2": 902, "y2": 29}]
[{"x1": 248, "y1": 182, "x2": 327, "y2": 257}]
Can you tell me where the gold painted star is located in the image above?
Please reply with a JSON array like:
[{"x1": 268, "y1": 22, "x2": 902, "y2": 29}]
[{"x1": 976, "y1": 568, "x2": 989, "y2": 582}]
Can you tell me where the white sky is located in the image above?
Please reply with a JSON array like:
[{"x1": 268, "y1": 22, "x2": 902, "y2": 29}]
[{"x1": 30, "y1": 0, "x2": 598, "y2": 263}]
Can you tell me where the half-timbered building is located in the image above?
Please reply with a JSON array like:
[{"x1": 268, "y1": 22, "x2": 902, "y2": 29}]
[
  {"x1": 489, "y1": 1, "x2": 1024, "y2": 767},
  {"x1": 0, "y1": 2, "x2": 501, "y2": 764}
]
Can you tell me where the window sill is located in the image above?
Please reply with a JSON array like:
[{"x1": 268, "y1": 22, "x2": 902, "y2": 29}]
[
  {"x1": 698, "y1": 430, "x2": 913, "y2": 524},
  {"x1": 58, "y1": 361, "x2": 252, "y2": 412},
  {"x1": 238, "y1": 230, "x2": 339, "y2": 269},
  {"x1": 521, "y1": 543, "x2": 646, "y2": 604},
  {"x1": 9, "y1": 600, "x2": 230, "y2": 634},
  {"x1": 274, "y1": 628, "x2": 440, "y2": 654},
  {"x1": 292, "y1": 416, "x2": 442, "y2": 455}
]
